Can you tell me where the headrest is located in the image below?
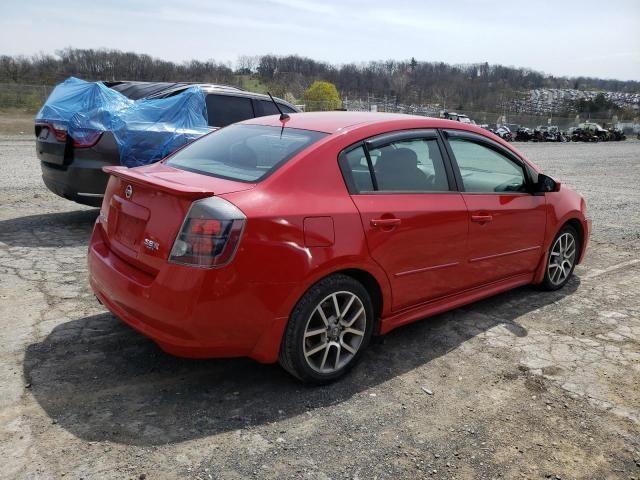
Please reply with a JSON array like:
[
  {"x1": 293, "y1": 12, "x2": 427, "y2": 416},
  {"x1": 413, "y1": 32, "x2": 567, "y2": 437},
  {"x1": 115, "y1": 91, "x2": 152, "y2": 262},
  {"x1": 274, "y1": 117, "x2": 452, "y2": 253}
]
[
  {"x1": 377, "y1": 147, "x2": 418, "y2": 172},
  {"x1": 230, "y1": 143, "x2": 257, "y2": 169},
  {"x1": 393, "y1": 148, "x2": 419, "y2": 168}
]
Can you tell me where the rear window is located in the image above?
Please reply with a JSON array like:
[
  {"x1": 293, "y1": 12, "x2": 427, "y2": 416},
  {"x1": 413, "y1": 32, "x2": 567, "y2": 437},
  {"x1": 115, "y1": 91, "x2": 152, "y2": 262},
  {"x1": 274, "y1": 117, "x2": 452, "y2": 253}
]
[{"x1": 167, "y1": 124, "x2": 327, "y2": 182}]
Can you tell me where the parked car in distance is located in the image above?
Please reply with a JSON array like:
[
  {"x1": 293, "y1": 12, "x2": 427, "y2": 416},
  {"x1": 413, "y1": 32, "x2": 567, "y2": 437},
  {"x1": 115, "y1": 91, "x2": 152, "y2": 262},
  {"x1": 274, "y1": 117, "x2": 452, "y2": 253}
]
[
  {"x1": 88, "y1": 112, "x2": 591, "y2": 383},
  {"x1": 442, "y1": 111, "x2": 474, "y2": 124},
  {"x1": 579, "y1": 122, "x2": 609, "y2": 141},
  {"x1": 35, "y1": 82, "x2": 298, "y2": 206}
]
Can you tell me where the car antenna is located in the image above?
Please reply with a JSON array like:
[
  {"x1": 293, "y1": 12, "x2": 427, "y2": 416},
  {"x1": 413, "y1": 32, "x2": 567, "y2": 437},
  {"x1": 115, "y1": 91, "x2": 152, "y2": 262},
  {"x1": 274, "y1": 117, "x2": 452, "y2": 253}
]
[
  {"x1": 267, "y1": 92, "x2": 290, "y2": 138},
  {"x1": 267, "y1": 92, "x2": 290, "y2": 122}
]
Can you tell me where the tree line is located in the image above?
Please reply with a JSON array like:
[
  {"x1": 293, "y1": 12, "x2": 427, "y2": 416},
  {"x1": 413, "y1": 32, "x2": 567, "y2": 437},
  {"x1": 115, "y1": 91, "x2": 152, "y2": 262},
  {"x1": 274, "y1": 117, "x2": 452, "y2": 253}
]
[{"x1": 1, "y1": 48, "x2": 638, "y2": 112}]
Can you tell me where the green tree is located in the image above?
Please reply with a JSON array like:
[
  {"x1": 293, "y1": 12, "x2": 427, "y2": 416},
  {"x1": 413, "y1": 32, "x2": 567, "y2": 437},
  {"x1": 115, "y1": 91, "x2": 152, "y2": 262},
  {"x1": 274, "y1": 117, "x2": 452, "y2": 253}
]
[{"x1": 303, "y1": 80, "x2": 341, "y2": 111}]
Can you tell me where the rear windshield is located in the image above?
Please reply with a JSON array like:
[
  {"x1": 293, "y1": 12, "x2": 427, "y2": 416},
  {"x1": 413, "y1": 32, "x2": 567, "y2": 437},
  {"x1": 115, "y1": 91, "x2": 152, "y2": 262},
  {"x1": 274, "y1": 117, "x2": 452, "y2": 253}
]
[{"x1": 167, "y1": 124, "x2": 327, "y2": 182}]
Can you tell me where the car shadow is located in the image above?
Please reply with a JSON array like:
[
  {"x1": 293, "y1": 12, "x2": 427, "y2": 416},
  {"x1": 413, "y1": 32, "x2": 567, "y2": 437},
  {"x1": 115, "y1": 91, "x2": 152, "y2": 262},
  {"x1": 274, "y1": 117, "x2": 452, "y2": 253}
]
[
  {"x1": 23, "y1": 277, "x2": 579, "y2": 446},
  {"x1": 0, "y1": 209, "x2": 98, "y2": 248}
]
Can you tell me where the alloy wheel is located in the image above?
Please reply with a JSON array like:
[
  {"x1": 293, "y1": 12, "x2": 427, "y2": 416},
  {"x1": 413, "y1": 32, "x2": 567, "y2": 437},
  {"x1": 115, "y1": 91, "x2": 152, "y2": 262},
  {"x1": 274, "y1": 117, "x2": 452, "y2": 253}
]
[
  {"x1": 547, "y1": 232, "x2": 577, "y2": 286},
  {"x1": 302, "y1": 291, "x2": 367, "y2": 374}
]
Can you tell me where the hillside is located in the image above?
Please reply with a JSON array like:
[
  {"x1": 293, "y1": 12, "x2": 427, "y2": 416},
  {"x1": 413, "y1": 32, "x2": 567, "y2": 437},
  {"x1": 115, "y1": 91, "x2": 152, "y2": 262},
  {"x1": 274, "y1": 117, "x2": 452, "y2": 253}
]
[{"x1": 1, "y1": 48, "x2": 639, "y2": 117}]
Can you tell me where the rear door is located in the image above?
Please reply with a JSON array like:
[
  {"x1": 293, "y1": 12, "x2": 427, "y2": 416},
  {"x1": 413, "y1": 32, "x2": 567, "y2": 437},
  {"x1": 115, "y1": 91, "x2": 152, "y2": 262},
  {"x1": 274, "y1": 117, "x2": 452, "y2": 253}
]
[
  {"x1": 341, "y1": 130, "x2": 469, "y2": 311},
  {"x1": 443, "y1": 130, "x2": 546, "y2": 286}
]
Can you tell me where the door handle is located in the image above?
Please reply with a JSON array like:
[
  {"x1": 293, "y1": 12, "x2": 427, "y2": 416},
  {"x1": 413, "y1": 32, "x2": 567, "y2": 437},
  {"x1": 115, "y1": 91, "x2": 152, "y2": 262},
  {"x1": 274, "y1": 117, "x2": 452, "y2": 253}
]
[
  {"x1": 370, "y1": 218, "x2": 401, "y2": 228},
  {"x1": 471, "y1": 214, "x2": 493, "y2": 223}
]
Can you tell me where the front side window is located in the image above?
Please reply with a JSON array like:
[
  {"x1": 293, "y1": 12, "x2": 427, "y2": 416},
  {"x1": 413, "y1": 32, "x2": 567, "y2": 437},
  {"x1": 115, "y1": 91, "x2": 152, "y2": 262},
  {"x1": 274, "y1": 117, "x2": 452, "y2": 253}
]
[
  {"x1": 448, "y1": 138, "x2": 527, "y2": 193},
  {"x1": 167, "y1": 124, "x2": 327, "y2": 182},
  {"x1": 369, "y1": 138, "x2": 450, "y2": 192}
]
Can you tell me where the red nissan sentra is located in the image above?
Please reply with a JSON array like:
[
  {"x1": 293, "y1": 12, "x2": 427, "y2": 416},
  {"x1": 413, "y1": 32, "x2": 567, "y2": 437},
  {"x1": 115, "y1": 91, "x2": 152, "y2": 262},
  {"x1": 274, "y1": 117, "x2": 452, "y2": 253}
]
[{"x1": 88, "y1": 112, "x2": 590, "y2": 383}]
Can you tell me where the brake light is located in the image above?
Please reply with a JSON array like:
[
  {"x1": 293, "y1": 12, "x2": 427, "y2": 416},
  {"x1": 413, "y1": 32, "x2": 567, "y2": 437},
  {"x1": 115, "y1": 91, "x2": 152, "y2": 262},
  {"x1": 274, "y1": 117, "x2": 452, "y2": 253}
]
[
  {"x1": 191, "y1": 219, "x2": 222, "y2": 235},
  {"x1": 50, "y1": 122, "x2": 67, "y2": 142},
  {"x1": 73, "y1": 130, "x2": 103, "y2": 148},
  {"x1": 169, "y1": 197, "x2": 245, "y2": 268}
]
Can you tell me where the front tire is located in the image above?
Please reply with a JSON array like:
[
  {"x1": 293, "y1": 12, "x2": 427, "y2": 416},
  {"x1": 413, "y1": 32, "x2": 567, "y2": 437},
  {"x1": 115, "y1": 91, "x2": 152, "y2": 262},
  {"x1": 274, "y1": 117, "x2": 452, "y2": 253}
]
[
  {"x1": 279, "y1": 274, "x2": 374, "y2": 383},
  {"x1": 539, "y1": 225, "x2": 580, "y2": 291}
]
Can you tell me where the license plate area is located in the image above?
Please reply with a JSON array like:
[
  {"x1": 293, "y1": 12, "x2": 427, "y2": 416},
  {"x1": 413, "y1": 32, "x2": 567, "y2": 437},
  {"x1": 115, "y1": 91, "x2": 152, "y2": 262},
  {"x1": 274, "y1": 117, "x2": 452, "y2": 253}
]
[
  {"x1": 38, "y1": 127, "x2": 50, "y2": 140},
  {"x1": 109, "y1": 195, "x2": 150, "y2": 253},
  {"x1": 115, "y1": 211, "x2": 145, "y2": 249}
]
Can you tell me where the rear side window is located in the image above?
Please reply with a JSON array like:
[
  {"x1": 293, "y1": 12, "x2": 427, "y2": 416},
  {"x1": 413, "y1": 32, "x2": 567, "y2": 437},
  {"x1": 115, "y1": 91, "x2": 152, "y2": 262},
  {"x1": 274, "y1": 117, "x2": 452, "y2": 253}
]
[
  {"x1": 341, "y1": 146, "x2": 374, "y2": 192},
  {"x1": 258, "y1": 100, "x2": 296, "y2": 116},
  {"x1": 167, "y1": 124, "x2": 327, "y2": 182},
  {"x1": 206, "y1": 95, "x2": 255, "y2": 127},
  {"x1": 448, "y1": 139, "x2": 526, "y2": 193}
]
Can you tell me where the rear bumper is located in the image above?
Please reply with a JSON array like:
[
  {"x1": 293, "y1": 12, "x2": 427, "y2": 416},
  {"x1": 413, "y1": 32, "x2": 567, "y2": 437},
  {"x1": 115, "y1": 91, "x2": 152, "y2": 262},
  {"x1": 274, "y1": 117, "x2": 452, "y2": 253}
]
[
  {"x1": 37, "y1": 129, "x2": 120, "y2": 207},
  {"x1": 87, "y1": 223, "x2": 290, "y2": 362},
  {"x1": 41, "y1": 160, "x2": 111, "y2": 207},
  {"x1": 36, "y1": 136, "x2": 67, "y2": 165}
]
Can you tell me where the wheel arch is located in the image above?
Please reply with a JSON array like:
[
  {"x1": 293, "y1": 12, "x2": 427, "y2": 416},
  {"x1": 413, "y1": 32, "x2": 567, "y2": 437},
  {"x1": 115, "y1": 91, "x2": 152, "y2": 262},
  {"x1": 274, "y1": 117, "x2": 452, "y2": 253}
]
[
  {"x1": 564, "y1": 218, "x2": 585, "y2": 259},
  {"x1": 533, "y1": 216, "x2": 588, "y2": 284},
  {"x1": 250, "y1": 263, "x2": 390, "y2": 363},
  {"x1": 333, "y1": 268, "x2": 384, "y2": 331}
]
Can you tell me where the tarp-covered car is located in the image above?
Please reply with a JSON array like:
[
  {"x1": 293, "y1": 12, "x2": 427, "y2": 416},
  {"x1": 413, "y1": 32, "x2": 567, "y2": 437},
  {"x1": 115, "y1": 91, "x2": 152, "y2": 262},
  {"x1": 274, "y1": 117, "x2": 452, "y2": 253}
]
[{"x1": 35, "y1": 78, "x2": 298, "y2": 206}]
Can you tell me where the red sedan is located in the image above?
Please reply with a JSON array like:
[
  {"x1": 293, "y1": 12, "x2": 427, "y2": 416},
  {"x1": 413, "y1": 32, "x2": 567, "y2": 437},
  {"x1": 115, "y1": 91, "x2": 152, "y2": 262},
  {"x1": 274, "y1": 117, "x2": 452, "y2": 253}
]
[{"x1": 88, "y1": 112, "x2": 591, "y2": 383}]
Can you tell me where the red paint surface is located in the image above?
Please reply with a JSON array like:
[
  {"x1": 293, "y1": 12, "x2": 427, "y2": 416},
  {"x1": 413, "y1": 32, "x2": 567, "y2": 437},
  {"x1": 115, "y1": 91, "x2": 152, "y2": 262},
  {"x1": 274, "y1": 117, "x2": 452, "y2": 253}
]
[{"x1": 88, "y1": 113, "x2": 590, "y2": 363}]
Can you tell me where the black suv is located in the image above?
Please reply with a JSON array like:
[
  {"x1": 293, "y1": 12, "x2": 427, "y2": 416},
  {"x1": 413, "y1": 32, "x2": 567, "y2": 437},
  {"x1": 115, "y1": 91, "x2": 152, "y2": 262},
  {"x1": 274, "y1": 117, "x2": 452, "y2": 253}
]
[{"x1": 35, "y1": 82, "x2": 299, "y2": 206}]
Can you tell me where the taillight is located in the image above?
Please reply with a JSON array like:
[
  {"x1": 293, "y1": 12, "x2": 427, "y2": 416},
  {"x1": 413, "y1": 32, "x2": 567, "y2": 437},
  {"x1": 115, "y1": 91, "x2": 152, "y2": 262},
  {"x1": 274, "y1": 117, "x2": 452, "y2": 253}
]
[
  {"x1": 169, "y1": 197, "x2": 245, "y2": 268},
  {"x1": 50, "y1": 122, "x2": 67, "y2": 142},
  {"x1": 72, "y1": 130, "x2": 103, "y2": 148}
]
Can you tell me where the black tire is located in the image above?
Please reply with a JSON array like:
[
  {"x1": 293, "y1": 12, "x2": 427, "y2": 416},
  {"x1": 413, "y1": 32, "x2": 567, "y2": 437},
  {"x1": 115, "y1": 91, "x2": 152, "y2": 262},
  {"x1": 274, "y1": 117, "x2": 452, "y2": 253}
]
[
  {"x1": 539, "y1": 225, "x2": 580, "y2": 291},
  {"x1": 279, "y1": 274, "x2": 375, "y2": 384}
]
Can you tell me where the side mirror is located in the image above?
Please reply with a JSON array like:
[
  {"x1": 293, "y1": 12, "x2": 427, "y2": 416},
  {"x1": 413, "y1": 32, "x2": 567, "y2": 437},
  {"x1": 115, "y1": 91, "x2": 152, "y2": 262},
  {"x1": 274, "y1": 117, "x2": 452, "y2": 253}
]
[{"x1": 536, "y1": 173, "x2": 561, "y2": 193}]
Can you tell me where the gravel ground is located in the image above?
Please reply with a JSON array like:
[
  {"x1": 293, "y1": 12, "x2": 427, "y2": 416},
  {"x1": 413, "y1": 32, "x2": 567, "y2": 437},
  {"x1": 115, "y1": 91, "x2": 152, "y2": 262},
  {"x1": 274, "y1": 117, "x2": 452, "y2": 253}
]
[{"x1": 0, "y1": 136, "x2": 639, "y2": 480}]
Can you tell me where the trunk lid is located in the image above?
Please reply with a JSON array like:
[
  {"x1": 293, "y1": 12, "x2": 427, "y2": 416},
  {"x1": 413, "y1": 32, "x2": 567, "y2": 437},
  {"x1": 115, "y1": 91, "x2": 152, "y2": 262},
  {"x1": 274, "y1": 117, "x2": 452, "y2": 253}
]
[{"x1": 100, "y1": 162, "x2": 254, "y2": 273}]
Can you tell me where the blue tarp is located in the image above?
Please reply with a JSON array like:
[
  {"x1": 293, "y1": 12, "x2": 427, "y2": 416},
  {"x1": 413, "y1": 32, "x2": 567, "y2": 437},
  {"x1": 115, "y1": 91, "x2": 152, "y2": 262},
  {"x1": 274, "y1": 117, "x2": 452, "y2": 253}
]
[{"x1": 36, "y1": 77, "x2": 209, "y2": 167}]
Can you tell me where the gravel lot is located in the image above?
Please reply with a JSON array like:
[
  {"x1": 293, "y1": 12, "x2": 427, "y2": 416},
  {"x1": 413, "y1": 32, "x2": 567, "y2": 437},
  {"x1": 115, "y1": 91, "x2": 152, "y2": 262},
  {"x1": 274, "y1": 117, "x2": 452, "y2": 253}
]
[{"x1": 0, "y1": 136, "x2": 639, "y2": 479}]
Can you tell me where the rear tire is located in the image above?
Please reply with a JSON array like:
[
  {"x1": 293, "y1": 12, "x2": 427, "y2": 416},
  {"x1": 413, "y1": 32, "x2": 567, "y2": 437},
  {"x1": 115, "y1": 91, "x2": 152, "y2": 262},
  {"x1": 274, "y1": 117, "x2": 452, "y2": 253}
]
[
  {"x1": 279, "y1": 274, "x2": 374, "y2": 384},
  {"x1": 539, "y1": 225, "x2": 580, "y2": 291}
]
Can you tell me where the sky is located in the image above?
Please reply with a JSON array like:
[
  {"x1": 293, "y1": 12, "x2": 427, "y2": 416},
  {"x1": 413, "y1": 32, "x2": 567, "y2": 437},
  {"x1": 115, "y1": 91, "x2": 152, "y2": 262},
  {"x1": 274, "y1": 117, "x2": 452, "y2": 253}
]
[{"x1": 1, "y1": 0, "x2": 639, "y2": 81}]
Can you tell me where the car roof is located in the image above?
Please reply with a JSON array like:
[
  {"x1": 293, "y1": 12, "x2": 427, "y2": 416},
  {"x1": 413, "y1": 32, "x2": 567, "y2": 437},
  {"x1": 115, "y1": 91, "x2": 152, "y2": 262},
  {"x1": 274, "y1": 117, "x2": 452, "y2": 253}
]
[
  {"x1": 103, "y1": 81, "x2": 293, "y2": 106},
  {"x1": 240, "y1": 111, "x2": 485, "y2": 134},
  {"x1": 104, "y1": 81, "x2": 236, "y2": 100}
]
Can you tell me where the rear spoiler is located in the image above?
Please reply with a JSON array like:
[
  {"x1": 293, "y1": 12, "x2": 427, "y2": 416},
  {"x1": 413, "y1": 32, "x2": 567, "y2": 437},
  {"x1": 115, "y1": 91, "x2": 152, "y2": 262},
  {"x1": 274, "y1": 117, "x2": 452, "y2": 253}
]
[{"x1": 103, "y1": 166, "x2": 215, "y2": 199}]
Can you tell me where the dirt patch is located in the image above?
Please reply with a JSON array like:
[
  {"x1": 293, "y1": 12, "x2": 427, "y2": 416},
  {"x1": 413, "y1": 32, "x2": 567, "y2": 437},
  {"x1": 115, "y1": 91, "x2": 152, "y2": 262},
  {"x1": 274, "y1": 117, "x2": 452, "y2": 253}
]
[{"x1": 0, "y1": 110, "x2": 35, "y2": 135}]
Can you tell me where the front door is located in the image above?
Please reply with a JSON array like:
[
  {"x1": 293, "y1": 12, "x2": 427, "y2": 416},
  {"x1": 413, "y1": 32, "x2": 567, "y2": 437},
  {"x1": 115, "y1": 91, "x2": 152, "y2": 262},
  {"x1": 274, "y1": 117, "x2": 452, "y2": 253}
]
[{"x1": 445, "y1": 133, "x2": 546, "y2": 287}]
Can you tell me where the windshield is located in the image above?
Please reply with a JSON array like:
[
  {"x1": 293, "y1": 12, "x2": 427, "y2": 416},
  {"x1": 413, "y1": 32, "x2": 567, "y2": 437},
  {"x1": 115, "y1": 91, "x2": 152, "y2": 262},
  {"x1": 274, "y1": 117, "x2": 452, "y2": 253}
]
[{"x1": 167, "y1": 124, "x2": 327, "y2": 182}]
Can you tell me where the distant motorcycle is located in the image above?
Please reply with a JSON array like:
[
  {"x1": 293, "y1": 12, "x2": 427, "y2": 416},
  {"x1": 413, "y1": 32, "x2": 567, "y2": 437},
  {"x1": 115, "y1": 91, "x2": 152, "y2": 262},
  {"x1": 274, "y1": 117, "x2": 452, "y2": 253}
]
[
  {"x1": 607, "y1": 128, "x2": 626, "y2": 141},
  {"x1": 544, "y1": 127, "x2": 566, "y2": 142},
  {"x1": 532, "y1": 127, "x2": 546, "y2": 142},
  {"x1": 515, "y1": 127, "x2": 533, "y2": 141},
  {"x1": 494, "y1": 126, "x2": 513, "y2": 142}
]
